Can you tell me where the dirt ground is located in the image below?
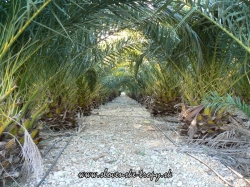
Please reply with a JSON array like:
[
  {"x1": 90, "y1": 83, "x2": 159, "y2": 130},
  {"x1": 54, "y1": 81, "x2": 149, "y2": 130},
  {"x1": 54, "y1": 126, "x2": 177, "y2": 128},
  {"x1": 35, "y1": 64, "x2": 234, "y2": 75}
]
[{"x1": 23, "y1": 93, "x2": 249, "y2": 187}]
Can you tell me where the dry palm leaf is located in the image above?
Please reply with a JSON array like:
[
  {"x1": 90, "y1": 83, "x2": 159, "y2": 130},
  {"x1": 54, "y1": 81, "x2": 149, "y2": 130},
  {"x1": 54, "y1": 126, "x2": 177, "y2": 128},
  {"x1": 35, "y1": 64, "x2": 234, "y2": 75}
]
[
  {"x1": 181, "y1": 105, "x2": 204, "y2": 139},
  {"x1": 188, "y1": 119, "x2": 198, "y2": 139},
  {"x1": 182, "y1": 105, "x2": 204, "y2": 121},
  {"x1": 21, "y1": 129, "x2": 43, "y2": 180}
]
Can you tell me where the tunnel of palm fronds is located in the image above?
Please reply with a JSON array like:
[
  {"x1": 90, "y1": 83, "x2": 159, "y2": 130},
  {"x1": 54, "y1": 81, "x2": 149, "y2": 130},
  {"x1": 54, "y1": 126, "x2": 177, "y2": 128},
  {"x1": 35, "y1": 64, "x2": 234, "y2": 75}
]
[{"x1": 1, "y1": 0, "x2": 250, "y2": 184}]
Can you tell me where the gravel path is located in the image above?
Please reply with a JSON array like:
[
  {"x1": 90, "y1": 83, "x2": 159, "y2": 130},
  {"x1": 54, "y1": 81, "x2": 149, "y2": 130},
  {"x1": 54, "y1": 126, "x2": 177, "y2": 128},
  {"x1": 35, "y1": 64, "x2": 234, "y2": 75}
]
[{"x1": 23, "y1": 93, "x2": 247, "y2": 187}]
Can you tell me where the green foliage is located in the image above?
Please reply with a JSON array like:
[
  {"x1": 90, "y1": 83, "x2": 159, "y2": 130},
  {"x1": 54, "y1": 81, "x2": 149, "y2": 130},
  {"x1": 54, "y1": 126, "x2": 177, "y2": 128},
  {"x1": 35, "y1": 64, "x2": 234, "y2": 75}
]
[
  {"x1": 1, "y1": 0, "x2": 250, "y2": 182},
  {"x1": 0, "y1": 0, "x2": 249, "y2": 135},
  {"x1": 84, "y1": 69, "x2": 97, "y2": 92},
  {"x1": 202, "y1": 92, "x2": 250, "y2": 119}
]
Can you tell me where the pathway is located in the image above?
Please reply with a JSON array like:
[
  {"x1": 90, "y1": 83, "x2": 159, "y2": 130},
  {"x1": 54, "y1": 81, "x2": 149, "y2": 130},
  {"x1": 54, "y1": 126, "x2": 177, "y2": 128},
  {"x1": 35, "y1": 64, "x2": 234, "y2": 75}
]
[{"x1": 24, "y1": 93, "x2": 245, "y2": 187}]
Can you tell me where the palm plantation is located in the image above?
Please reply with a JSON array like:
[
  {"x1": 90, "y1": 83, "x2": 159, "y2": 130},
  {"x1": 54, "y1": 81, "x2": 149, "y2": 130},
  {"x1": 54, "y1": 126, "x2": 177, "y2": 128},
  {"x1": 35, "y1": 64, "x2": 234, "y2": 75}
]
[{"x1": 0, "y1": 0, "x2": 250, "y2": 185}]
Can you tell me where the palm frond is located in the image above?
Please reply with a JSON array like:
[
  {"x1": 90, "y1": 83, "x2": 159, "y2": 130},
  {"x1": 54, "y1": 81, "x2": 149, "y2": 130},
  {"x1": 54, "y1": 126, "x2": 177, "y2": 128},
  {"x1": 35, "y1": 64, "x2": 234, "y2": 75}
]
[
  {"x1": 202, "y1": 92, "x2": 250, "y2": 118},
  {"x1": 187, "y1": 0, "x2": 250, "y2": 53}
]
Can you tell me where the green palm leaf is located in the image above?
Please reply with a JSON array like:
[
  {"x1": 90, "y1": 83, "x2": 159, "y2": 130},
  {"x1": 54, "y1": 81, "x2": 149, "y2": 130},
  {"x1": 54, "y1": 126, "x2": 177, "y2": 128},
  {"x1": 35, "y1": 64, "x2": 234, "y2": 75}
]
[{"x1": 202, "y1": 92, "x2": 250, "y2": 118}]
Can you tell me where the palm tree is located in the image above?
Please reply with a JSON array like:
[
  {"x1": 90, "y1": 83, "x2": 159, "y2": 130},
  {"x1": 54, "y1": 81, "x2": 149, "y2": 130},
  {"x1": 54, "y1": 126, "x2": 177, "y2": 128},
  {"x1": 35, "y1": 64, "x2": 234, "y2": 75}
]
[{"x1": 1, "y1": 0, "x2": 250, "y2": 184}]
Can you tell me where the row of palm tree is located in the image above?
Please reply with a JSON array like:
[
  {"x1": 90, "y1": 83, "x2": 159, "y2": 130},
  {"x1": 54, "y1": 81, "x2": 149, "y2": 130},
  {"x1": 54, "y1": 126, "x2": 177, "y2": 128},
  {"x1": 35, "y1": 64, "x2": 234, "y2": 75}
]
[
  {"x1": 0, "y1": 0, "x2": 154, "y2": 184},
  {"x1": 124, "y1": 0, "x2": 250, "y2": 138},
  {"x1": 0, "y1": 0, "x2": 250, "y2": 185}
]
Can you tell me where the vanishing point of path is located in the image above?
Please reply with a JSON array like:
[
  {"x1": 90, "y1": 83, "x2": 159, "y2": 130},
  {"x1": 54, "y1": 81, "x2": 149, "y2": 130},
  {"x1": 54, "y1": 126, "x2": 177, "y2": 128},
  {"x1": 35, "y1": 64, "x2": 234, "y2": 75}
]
[{"x1": 24, "y1": 93, "x2": 245, "y2": 187}]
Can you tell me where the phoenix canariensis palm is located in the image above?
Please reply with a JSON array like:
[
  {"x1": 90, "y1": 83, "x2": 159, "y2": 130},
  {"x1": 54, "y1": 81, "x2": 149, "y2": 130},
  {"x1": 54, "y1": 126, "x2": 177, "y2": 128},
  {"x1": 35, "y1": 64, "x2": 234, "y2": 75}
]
[{"x1": 153, "y1": 0, "x2": 250, "y2": 139}]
